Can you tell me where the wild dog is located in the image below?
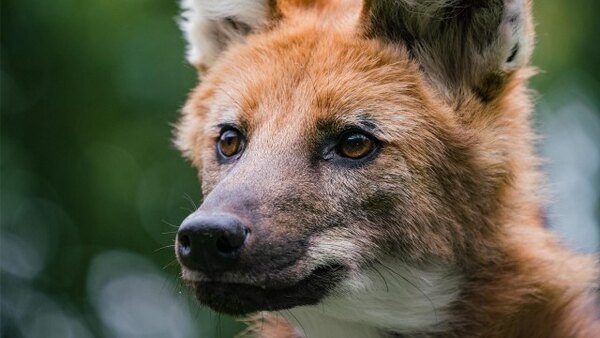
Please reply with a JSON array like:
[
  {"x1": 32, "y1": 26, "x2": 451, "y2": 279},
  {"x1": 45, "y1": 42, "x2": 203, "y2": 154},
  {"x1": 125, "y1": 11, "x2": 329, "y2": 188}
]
[{"x1": 173, "y1": 0, "x2": 600, "y2": 337}]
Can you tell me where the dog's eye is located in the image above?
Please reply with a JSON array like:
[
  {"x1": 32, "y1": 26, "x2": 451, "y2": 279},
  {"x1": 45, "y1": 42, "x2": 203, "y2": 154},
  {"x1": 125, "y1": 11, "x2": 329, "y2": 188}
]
[
  {"x1": 336, "y1": 132, "x2": 376, "y2": 159},
  {"x1": 218, "y1": 129, "x2": 243, "y2": 157}
]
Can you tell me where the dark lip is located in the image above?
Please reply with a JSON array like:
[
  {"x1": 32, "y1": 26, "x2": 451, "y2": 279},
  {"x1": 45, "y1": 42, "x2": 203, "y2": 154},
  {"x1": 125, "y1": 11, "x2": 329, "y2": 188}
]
[{"x1": 191, "y1": 264, "x2": 347, "y2": 316}]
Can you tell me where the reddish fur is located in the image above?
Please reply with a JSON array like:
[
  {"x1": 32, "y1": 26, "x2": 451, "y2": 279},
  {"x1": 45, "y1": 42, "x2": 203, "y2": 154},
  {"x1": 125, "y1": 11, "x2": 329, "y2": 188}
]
[
  {"x1": 176, "y1": 1, "x2": 600, "y2": 336},
  {"x1": 241, "y1": 314, "x2": 300, "y2": 338}
]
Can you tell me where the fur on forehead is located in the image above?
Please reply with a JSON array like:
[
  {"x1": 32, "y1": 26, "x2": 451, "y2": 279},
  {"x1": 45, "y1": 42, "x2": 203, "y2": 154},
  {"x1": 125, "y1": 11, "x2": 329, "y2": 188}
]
[
  {"x1": 181, "y1": 0, "x2": 534, "y2": 103},
  {"x1": 179, "y1": 0, "x2": 272, "y2": 69}
]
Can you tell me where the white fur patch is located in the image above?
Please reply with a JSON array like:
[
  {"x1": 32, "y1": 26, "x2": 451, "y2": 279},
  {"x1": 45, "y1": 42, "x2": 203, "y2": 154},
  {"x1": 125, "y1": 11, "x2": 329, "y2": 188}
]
[
  {"x1": 179, "y1": 0, "x2": 269, "y2": 67},
  {"x1": 281, "y1": 310, "x2": 382, "y2": 338},
  {"x1": 500, "y1": 0, "x2": 530, "y2": 71},
  {"x1": 281, "y1": 262, "x2": 461, "y2": 338}
]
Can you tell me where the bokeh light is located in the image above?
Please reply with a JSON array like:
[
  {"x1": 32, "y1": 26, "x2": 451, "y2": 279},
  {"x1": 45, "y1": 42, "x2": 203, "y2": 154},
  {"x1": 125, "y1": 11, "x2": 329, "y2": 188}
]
[{"x1": 2, "y1": 1, "x2": 599, "y2": 337}]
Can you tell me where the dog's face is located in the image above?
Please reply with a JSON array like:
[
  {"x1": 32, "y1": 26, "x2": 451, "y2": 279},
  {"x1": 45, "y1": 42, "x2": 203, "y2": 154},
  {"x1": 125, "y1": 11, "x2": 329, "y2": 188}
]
[{"x1": 175, "y1": 0, "x2": 533, "y2": 317}]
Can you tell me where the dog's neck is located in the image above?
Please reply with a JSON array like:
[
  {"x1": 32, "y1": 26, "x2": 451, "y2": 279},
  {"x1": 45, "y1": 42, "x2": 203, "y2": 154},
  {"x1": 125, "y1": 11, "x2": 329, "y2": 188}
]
[
  {"x1": 277, "y1": 255, "x2": 600, "y2": 338},
  {"x1": 282, "y1": 310, "x2": 383, "y2": 338},
  {"x1": 280, "y1": 263, "x2": 461, "y2": 338}
]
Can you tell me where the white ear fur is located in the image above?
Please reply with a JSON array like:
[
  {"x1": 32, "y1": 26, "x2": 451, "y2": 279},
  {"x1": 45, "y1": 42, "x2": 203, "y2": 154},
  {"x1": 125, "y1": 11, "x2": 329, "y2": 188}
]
[
  {"x1": 400, "y1": 0, "x2": 531, "y2": 71},
  {"x1": 499, "y1": 0, "x2": 532, "y2": 72},
  {"x1": 363, "y1": 0, "x2": 533, "y2": 100},
  {"x1": 180, "y1": 0, "x2": 270, "y2": 68}
]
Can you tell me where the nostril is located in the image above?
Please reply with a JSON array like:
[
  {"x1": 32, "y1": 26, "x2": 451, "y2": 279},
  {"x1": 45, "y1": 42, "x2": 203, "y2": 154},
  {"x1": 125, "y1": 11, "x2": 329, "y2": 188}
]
[
  {"x1": 215, "y1": 227, "x2": 248, "y2": 254},
  {"x1": 178, "y1": 234, "x2": 192, "y2": 256},
  {"x1": 176, "y1": 213, "x2": 249, "y2": 272}
]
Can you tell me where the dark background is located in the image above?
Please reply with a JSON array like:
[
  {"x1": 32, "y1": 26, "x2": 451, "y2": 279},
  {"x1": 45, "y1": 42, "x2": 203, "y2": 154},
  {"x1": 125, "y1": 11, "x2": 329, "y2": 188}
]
[{"x1": 2, "y1": 1, "x2": 599, "y2": 337}]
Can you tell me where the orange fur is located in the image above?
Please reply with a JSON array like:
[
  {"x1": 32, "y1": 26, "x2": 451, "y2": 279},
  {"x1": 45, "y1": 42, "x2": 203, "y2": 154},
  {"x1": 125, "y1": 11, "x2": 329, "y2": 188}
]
[{"x1": 175, "y1": 1, "x2": 600, "y2": 336}]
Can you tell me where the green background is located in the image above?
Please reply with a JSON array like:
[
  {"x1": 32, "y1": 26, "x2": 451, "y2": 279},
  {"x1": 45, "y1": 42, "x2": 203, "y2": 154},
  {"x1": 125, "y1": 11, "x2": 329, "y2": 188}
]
[{"x1": 2, "y1": 1, "x2": 599, "y2": 337}]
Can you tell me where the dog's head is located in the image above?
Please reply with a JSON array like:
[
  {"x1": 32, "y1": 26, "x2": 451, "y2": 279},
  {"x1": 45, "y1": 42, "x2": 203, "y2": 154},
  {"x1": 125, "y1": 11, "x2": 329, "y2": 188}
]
[{"x1": 174, "y1": 0, "x2": 534, "y2": 318}]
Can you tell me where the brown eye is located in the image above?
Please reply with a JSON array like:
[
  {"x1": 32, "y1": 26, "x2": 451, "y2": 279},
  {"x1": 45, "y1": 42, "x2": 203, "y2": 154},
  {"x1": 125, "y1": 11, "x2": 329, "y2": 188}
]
[
  {"x1": 218, "y1": 129, "x2": 243, "y2": 157},
  {"x1": 337, "y1": 133, "x2": 376, "y2": 159}
]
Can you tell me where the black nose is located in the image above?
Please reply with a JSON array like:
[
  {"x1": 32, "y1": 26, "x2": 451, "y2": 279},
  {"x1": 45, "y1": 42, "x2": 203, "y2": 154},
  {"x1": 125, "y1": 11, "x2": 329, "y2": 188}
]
[{"x1": 176, "y1": 213, "x2": 249, "y2": 273}]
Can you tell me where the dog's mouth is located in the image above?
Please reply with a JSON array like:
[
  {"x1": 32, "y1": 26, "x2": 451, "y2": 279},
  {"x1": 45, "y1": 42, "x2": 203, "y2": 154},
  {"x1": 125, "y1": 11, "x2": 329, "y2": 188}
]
[{"x1": 190, "y1": 264, "x2": 347, "y2": 315}]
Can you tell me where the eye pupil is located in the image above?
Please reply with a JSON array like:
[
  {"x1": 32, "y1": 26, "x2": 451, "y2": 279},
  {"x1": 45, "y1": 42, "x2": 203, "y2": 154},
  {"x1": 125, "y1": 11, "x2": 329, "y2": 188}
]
[
  {"x1": 338, "y1": 133, "x2": 375, "y2": 159},
  {"x1": 218, "y1": 129, "x2": 242, "y2": 157}
]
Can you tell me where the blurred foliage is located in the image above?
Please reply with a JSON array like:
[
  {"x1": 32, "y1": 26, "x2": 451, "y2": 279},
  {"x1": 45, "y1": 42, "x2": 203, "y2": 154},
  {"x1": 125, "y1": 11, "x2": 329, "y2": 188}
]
[{"x1": 1, "y1": 1, "x2": 599, "y2": 337}]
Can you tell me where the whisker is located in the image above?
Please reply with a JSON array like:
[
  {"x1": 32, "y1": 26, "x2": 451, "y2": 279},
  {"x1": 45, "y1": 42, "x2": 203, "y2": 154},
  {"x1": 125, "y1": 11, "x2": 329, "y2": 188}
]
[
  {"x1": 162, "y1": 219, "x2": 179, "y2": 229},
  {"x1": 154, "y1": 244, "x2": 175, "y2": 253},
  {"x1": 377, "y1": 260, "x2": 439, "y2": 324},
  {"x1": 285, "y1": 310, "x2": 307, "y2": 338},
  {"x1": 370, "y1": 264, "x2": 390, "y2": 293},
  {"x1": 183, "y1": 192, "x2": 198, "y2": 210},
  {"x1": 163, "y1": 259, "x2": 179, "y2": 270},
  {"x1": 180, "y1": 206, "x2": 194, "y2": 213}
]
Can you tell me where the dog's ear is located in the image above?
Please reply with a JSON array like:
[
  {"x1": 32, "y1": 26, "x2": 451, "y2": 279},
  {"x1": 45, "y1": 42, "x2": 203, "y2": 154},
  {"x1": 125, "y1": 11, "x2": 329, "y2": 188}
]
[
  {"x1": 180, "y1": 0, "x2": 281, "y2": 72},
  {"x1": 361, "y1": 0, "x2": 533, "y2": 101}
]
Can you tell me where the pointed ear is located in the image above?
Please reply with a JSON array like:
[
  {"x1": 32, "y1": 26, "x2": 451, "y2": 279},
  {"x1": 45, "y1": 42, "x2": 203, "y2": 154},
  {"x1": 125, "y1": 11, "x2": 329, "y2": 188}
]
[
  {"x1": 180, "y1": 0, "x2": 281, "y2": 71},
  {"x1": 361, "y1": 0, "x2": 534, "y2": 101}
]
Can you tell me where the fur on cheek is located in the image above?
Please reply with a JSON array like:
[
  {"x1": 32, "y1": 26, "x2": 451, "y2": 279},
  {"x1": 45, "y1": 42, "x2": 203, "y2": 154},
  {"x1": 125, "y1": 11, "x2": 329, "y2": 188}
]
[{"x1": 281, "y1": 261, "x2": 461, "y2": 336}]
